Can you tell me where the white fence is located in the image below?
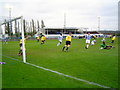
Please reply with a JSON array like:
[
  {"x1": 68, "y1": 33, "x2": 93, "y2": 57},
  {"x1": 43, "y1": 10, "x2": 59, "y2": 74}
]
[{"x1": 45, "y1": 34, "x2": 104, "y2": 39}]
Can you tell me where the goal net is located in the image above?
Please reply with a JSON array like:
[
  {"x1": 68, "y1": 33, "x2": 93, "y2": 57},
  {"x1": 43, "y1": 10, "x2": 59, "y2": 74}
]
[
  {"x1": 1, "y1": 16, "x2": 47, "y2": 64},
  {"x1": 1, "y1": 16, "x2": 26, "y2": 63}
]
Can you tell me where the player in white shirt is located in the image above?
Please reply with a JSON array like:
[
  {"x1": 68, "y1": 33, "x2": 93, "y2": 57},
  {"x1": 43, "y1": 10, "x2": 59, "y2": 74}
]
[
  {"x1": 85, "y1": 33, "x2": 92, "y2": 49},
  {"x1": 91, "y1": 35, "x2": 97, "y2": 46},
  {"x1": 57, "y1": 33, "x2": 63, "y2": 46},
  {"x1": 101, "y1": 37, "x2": 106, "y2": 42},
  {"x1": 91, "y1": 40, "x2": 96, "y2": 45}
]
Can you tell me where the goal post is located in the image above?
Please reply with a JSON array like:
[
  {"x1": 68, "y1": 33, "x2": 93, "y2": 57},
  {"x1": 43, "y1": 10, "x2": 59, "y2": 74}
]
[{"x1": 21, "y1": 16, "x2": 26, "y2": 63}]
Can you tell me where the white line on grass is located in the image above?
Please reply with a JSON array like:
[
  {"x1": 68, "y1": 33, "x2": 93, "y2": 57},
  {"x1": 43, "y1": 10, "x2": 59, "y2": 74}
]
[{"x1": 3, "y1": 55, "x2": 111, "y2": 88}]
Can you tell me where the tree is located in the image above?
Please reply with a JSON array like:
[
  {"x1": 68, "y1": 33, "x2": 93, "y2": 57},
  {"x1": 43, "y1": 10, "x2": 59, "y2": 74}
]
[
  {"x1": 4, "y1": 20, "x2": 8, "y2": 34},
  {"x1": 23, "y1": 19, "x2": 26, "y2": 35},
  {"x1": 41, "y1": 20, "x2": 45, "y2": 28},
  {"x1": 7, "y1": 22, "x2": 10, "y2": 35},
  {"x1": 32, "y1": 19, "x2": 36, "y2": 35},
  {"x1": 37, "y1": 20, "x2": 40, "y2": 31},
  {"x1": 15, "y1": 20, "x2": 17, "y2": 34}
]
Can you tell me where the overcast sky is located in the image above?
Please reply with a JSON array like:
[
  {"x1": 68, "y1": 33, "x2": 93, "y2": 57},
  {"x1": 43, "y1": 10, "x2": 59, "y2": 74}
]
[{"x1": 0, "y1": 0, "x2": 119, "y2": 30}]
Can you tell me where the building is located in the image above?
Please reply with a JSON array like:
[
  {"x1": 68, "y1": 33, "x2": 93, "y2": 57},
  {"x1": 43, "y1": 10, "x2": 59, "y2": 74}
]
[
  {"x1": 44, "y1": 27, "x2": 84, "y2": 34},
  {"x1": 98, "y1": 30, "x2": 119, "y2": 35}
]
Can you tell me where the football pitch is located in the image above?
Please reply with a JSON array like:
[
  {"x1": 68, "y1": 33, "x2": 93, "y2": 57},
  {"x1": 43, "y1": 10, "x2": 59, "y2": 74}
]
[{"x1": 2, "y1": 37, "x2": 118, "y2": 88}]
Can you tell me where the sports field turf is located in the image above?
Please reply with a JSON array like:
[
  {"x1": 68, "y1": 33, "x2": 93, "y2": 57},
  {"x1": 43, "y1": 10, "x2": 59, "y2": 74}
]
[{"x1": 2, "y1": 37, "x2": 118, "y2": 88}]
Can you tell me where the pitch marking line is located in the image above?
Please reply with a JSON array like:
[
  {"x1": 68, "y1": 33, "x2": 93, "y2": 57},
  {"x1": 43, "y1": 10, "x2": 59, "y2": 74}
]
[{"x1": 3, "y1": 55, "x2": 111, "y2": 88}]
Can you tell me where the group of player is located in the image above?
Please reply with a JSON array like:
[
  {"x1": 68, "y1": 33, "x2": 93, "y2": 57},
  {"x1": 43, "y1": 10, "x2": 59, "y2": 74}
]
[
  {"x1": 18, "y1": 32, "x2": 116, "y2": 56},
  {"x1": 18, "y1": 33, "x2": 46, "y2": 56},
  {"x1": 36, "y1": 34, "x2": 46, "y2": 45},
  {"x1": 100, "y1": 34, "x2": 116, "y2": 49},
  {"x1": 57, "y1": 32, "x2": 116, "y2": 51}
]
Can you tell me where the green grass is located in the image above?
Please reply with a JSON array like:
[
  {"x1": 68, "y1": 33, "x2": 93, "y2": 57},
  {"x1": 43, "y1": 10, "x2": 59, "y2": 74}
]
[
  {"x1": 0, "y1": 41, "x2": 2, "y2": 89},
  {"x1": 2, "y1": 37, "x2": 118, "y2": 88}
]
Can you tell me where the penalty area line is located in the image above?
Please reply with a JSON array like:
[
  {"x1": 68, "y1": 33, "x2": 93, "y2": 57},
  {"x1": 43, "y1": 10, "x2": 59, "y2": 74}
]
[{"x1": 3, "y1": 55, "x2": 111, "y2": 88}]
